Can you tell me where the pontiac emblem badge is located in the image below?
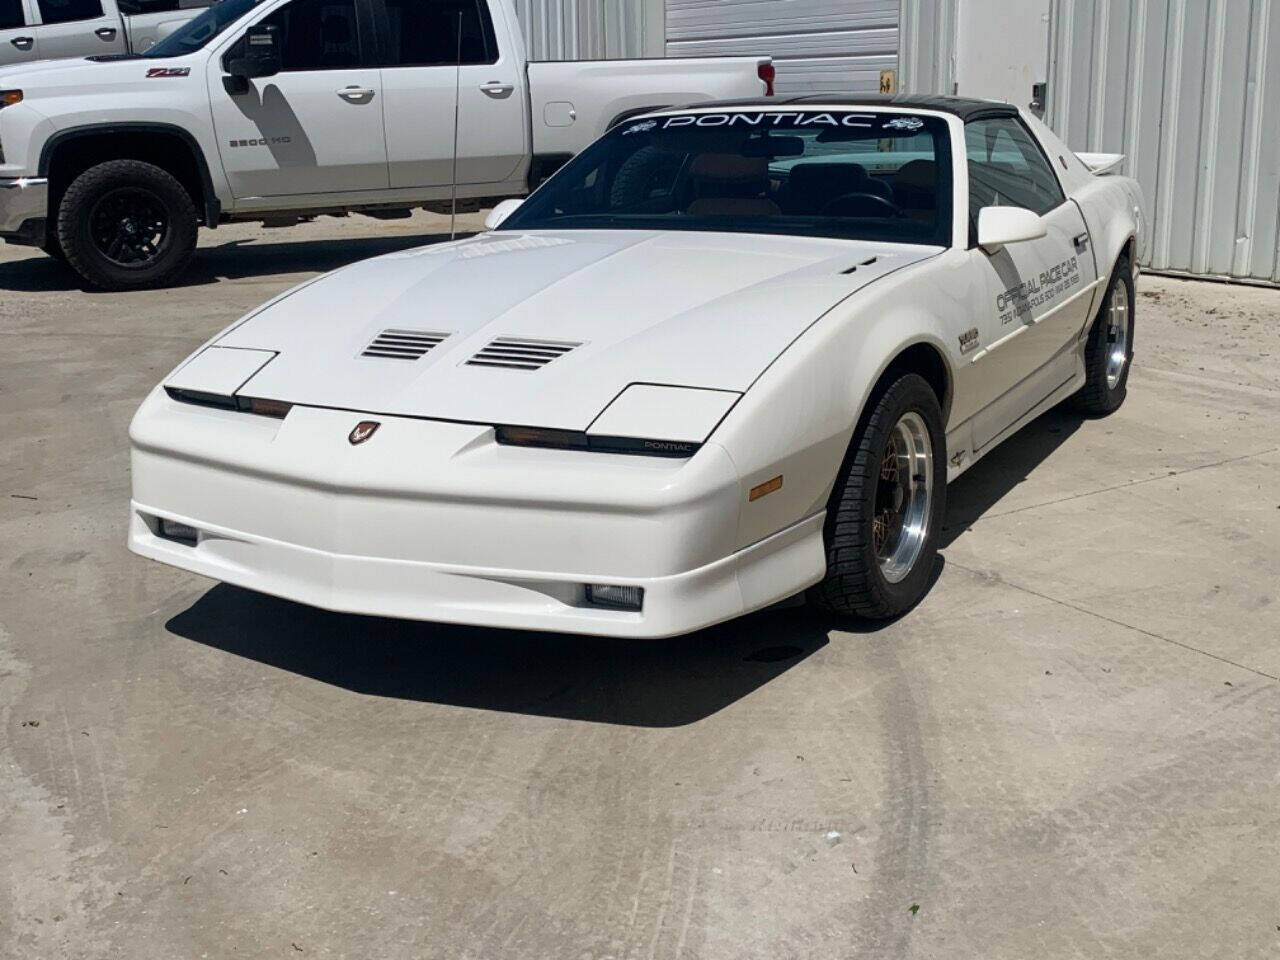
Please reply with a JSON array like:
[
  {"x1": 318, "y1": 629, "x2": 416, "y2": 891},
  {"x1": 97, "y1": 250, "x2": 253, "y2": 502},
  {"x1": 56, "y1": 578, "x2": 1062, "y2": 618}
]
[{"x1": 348, "y1": 421, "x2": 380, "y2": 445}]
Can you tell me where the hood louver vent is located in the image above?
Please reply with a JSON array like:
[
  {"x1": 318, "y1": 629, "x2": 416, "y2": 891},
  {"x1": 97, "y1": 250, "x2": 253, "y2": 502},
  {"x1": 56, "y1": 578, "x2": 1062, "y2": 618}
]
[
  {"x1": 466, "y1": 337, "x2": 581, "y2": 371},
  {"x1": 361, "y1": 329, "x2": 449, "y2": 360}
]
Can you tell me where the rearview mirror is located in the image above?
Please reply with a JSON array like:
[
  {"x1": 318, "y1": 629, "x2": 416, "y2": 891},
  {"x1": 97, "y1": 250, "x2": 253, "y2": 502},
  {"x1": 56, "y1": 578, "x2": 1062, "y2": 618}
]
[
  {"x1": 227, "y1": 24, "x2": 281, "y2": 82},
  {"x1": 977, "y1": 206, "x2": 1047, "y2": 254},
  {"x1": 484, "y1": 198, "x2": 523, "y2": 231}
]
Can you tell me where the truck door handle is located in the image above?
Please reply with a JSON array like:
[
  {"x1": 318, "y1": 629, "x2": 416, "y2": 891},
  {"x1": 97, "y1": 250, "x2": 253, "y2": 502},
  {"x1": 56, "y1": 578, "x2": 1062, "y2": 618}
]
[
  {"x1": 336, "y1": 86, "x2": 375, "y2": 102},
  {"x1": 10, "y1": 36, "x2": 33, "y2": 49},
  {"x1": 95, "y1": 26, "x2": 117, "y2": 40},
  {"x1": 480, "y1": 81, "x2": 514, "y2": 98}
]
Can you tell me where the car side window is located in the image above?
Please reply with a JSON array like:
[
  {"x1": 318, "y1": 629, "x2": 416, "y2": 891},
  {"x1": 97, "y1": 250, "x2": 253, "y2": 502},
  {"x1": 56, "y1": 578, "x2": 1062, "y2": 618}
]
[
  {"x1": 259, "y1": 0, "x2": 362, "y2": 71},
  {"x1": 36, "y1": 0, "x2": 105, "y2": 24},
  {"x1": 965, "y1": 116, "x2": 1065, "y2": 222},
  {"x1": 379, "y1": 0, "x2": 496, "y2": 67},
  {"x1": 0, "y1": 0, "x2": 26, "y2": 28}
]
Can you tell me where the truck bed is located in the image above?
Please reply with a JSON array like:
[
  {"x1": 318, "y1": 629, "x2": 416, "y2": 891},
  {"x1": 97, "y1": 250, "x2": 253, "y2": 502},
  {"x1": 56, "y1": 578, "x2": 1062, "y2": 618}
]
[{"x1": 528, "y1": 56, "x2": 770, "y2": 159}]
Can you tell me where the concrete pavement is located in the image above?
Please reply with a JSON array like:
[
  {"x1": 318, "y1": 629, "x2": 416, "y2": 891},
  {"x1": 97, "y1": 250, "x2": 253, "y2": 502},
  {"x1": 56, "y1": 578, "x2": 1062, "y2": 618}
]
[{"x1": 2, "y1": 214, "x2": 1277, "y2": 959}]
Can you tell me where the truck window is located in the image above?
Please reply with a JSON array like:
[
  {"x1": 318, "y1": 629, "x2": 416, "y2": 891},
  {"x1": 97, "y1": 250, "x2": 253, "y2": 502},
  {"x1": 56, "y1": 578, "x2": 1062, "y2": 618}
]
[
  {"x1": 0, "y1": 0, "x2": 26, "y2": 28},
  {"x1": 379, "y1": 0, "x2": 497, "y2": 67},
  {"x1": 36, "y1": 0, "x2": 105, "y2": 24},
  {"x1": 118, "y1": 0, "x2": 213, "y2": 14},
  {"x1": 261, "y1": 0, "x2": 363, "y2": 71},
  {"x1": 143, "y1": 0, "x2": 263, "y2": 58}
]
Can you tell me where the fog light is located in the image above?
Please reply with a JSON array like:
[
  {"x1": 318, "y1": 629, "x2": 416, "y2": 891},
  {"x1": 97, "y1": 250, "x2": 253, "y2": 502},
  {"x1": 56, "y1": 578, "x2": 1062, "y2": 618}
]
[
  {"x1": 158, "y1": 518, "x2": 198, "y2": 545},
  {"x1": 585, "y1": 584, "x2": 644, "y2": 611}
]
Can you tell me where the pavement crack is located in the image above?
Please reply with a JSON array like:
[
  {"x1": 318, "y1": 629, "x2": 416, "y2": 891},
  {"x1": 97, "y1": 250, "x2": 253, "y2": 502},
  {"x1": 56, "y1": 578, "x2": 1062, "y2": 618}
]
[
  {"x1": 981, "y1": 446, "x2": 1279, "y2": 523},
  {"x1": 948, "y1": 561, "x2": 1280, "y2": 682}
]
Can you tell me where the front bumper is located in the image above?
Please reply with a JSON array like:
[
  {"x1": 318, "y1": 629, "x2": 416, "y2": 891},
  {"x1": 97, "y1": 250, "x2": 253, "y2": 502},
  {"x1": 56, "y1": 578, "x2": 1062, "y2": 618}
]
[
  {"x1": 0, "y1": 176, "x2": 48, "y2": 238},
  {"x1": 128, "y1": 392, "x2": 827, "y2": 638}
]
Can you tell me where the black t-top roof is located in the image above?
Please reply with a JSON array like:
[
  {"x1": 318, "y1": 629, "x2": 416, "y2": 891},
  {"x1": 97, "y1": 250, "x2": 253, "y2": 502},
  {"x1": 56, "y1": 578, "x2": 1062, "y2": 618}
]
[{"x1": 670, "y1": 94, "x2": 1020, "y2": 123}]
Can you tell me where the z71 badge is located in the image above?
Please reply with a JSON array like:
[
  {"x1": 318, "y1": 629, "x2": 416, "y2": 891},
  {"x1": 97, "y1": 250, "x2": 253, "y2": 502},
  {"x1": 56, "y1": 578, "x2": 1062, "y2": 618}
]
[{"x1": 146, "y1": 67, "x2": 190, "y2": 78}]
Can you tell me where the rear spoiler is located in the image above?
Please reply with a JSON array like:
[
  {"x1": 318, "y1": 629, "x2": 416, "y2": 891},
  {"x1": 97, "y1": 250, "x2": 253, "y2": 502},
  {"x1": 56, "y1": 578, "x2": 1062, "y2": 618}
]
[{"x1": 1077, "y1": 152, "x2": 1125, "y2": 176}]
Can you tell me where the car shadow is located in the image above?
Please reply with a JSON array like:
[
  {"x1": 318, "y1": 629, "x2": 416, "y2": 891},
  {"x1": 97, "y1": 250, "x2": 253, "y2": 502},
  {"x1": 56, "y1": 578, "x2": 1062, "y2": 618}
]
[
  {"x1": 939, "y1": 407, "x2": 1084, "y2": 548},
  {"x1": 163, "y1": 410, "x2": 1075, "y2": 727},
  {"x1": 166, "y1": 588, "x2": 834, "y2": 727},
  {"x1": 0, "y1": 228, "x2": 476, "y2": 292}
]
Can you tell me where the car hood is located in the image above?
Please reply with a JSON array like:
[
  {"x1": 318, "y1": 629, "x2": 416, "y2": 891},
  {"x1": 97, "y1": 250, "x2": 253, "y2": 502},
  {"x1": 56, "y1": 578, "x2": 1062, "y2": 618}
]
[
  {"x1": 0, "y1": 55, "x2": 195, "y2": 92},
  {"x1": 215, "y1": 230, "x2": 940, "y2": 431}
]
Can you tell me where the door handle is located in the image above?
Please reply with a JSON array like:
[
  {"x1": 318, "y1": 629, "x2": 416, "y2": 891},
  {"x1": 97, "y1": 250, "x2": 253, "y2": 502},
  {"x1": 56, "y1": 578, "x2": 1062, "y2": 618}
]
[
  {"x1": 479, "y1": 81, "x2": 514, "y2": 98},
  {"x1": 95, "y1": 26, "x2": 117, "y2": 40},
  {"x1": 336, "y1": 85, "x2": 375, "y2": 102},
  {"x1": 1073, "y1": 232, "x2": 1090, "y2": 252},
  {"x1": 10, "y1": 36, "x2": 33, "y2": 49}
]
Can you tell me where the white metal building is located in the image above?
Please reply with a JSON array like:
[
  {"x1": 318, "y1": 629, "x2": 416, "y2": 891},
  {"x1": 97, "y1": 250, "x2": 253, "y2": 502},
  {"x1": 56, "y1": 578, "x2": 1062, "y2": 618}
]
[{"x1": 514, "y1": 0, "x2": 1279, "y2": 284}]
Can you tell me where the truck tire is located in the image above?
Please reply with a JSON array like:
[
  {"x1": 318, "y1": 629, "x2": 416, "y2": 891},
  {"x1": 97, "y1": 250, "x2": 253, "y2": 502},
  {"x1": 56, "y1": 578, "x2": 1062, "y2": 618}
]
[
  {"x1": 56, "y1": 159, "x2": 198, "y2": 291},
  {"x1": 809, "y1": 373, "x2": 946, "y2": 620},
  {"x1": 1071, "y1": 255, "x2": 1134, "y2": 416}
]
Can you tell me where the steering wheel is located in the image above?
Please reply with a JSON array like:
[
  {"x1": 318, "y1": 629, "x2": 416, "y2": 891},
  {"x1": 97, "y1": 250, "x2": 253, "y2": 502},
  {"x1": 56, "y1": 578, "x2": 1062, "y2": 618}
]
[{"x1": 820, "y1": 192, "x2": 900, "y2": 218}]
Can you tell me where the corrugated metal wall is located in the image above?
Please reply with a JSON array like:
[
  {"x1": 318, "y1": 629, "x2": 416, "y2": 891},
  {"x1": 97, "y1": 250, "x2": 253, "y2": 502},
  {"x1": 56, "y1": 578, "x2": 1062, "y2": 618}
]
[
  {"x1": 513, "y1": 0, "x2": 662, "y2": 60},
  {"x1": 899, "y1": 0, "x2": 957, "y2": 95},
  {"x1": 665, "y1": 0, "x2": 899, "y2": 95},
  {"x1": 1048, "y1": 0, "x2": 1280, "y2": 284}
]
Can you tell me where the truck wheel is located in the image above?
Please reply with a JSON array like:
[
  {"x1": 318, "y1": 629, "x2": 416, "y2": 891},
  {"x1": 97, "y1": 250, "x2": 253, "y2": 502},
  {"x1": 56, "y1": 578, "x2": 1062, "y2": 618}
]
[
  {"x1": 1071, "y1": 255, "x2": 1134, "y2": 416},
  {"x1": 56, "y1": 159, "x2": 198, "y2": 291},
  {"x1": 809, "y1": 373, "x2": 946, "y2": 620}
]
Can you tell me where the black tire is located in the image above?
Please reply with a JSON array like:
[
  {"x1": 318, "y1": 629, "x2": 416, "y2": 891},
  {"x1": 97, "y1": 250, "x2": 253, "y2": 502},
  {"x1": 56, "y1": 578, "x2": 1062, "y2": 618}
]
[
  {"x1": 56, "y1": 159, "x2": 198, "y2": 291},
  {"x1": 1072, "y1": 256, "x2": 1135, "y2": 416},
  {"x1": 810, "y1": 373, "x2": 947, "y2": 619}
]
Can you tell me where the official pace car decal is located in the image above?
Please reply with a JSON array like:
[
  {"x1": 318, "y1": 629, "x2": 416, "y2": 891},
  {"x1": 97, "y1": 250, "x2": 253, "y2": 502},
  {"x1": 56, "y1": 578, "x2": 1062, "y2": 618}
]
[
  {"x1": 146, "y1": 67, "x2": 190, "y2": 78},
  {"x1": 995, "y1": 256, "x2": 1082, "y2": 326}
]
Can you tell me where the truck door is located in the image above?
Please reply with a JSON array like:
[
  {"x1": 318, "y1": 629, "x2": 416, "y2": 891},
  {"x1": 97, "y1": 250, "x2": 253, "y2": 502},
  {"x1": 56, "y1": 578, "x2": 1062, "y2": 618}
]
[
  {"x1": 30, "y1": 0, "x2": 127, "y2": 58},
  {"x1": 209, "y1": 0, "x2": 388, "y2": 198},
  {"x1": 0, "y1": 0, "x2": 40, "y2": 64},
  {"x1": 375, "y1": 0, "x2": 527, "y2": 189},
  {"x1": 962, "y1": 114, "x2": 1099, "y2": 452}
]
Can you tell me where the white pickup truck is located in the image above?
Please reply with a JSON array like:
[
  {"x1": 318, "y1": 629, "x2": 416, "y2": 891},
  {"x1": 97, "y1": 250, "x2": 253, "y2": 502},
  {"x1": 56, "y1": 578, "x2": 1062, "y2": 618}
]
[
  {"x1": 0, "y1": 0, "x2": 773, "y2": 289},
  {"x1": 0, "y1": 0, "x2": 208, "y2": 66}
]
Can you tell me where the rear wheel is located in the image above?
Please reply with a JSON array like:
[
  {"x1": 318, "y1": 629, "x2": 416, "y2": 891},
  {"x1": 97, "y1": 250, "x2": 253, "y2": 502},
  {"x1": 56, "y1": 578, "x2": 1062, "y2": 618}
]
[
  {"x1": 1072, "y1": 256, "x2": 1134, "y2": 415},
  {"x1": 56, "y1": 159, "x2": 198, "y2": 291},
  {"x1": 810, "y1": 373, "x2": 946, "y2": 619}
]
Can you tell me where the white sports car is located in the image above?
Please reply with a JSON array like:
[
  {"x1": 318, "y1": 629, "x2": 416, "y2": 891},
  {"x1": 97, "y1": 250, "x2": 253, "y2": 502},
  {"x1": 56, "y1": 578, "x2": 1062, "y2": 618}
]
[{"x1": 129, "y1": 96, "x2": 1145, "y2": 638}]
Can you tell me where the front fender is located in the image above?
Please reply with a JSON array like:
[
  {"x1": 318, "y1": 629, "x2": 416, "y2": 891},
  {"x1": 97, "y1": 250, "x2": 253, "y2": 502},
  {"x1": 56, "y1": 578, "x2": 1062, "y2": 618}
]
[{"x1": 711, "y1": 255, "x2": 963, "y2": 551}]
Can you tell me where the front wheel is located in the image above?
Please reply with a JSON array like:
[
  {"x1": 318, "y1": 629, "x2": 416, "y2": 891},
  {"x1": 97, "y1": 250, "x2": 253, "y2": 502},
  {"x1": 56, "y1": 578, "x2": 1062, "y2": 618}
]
[
  {"x1": 810, "y1": 373, "x2": 947, "y2": 620},
  {"x1": 56, "y1": 159, "x2": 198, "y2": 291}
]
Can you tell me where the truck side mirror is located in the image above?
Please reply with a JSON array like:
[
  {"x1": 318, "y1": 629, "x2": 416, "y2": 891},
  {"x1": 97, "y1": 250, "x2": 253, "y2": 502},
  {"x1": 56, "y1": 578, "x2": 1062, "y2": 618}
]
[{"x1": 227, "y1": 24, "x2": 281, "y2": 83}]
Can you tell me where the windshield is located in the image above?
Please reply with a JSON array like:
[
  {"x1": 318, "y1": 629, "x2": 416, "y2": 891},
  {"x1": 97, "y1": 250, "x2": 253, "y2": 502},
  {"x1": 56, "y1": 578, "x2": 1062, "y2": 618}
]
[
  {"x1": 501, "y1": 110, "x2": 954, "y2": 246},
  {"x1": 144, "y1": 0, "x2": 264, "y2": 58}
]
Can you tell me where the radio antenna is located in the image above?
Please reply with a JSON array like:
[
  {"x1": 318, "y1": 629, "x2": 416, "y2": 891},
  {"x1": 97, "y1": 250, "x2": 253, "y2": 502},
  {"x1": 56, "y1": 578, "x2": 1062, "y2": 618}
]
[{"x1": 448, "y1": 10, "x2": 462, "y2": 240}]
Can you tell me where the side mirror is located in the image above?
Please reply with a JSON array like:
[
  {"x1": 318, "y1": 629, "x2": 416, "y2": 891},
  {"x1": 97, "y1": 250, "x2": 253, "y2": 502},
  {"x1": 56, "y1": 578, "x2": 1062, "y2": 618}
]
[
  {"x1": 484, "y1": 198, "x2": 523, "y2": 231},
  {"x1": 227, "y1": 24, "x2": 281, "y2": 82},
  {"x1": 977, "y1": 206, "x2": 1047, "y2": 254}
]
